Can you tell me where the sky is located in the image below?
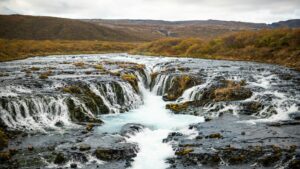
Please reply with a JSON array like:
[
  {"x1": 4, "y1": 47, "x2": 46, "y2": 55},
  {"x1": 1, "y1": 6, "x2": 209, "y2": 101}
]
[{"x1": 0, "y1": 0, "x2": 299, "y2": 23}]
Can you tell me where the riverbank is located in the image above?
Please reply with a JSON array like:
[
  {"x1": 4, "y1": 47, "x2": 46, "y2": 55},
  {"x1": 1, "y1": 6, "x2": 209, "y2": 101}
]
[{"x1": 1, "y1": 29, "x2": 299, "y2": 71}]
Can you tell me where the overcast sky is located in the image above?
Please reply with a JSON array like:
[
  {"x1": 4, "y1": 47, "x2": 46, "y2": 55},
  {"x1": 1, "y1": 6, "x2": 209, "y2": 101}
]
[{"x1": 0, "y1": 0, "x2": 299, "y2": 23}]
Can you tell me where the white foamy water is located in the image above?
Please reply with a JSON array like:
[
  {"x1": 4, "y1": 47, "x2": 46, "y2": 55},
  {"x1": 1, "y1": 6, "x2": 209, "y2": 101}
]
[{"x1": 98, "y1": 84, "x2": 204, "y2": 169}]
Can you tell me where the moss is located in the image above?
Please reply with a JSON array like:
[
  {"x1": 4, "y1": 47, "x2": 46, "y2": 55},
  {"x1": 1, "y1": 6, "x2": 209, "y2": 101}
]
[
  {"x1": 30, "y1": 67, "x2": 40, "y2": 71},
  {"x1": 39, "y1": 70, "x2": 52, "y2": 79},
  {"x1": 86, "y1": 123, "x2": 94, "y2": 131},
  {"x1": 0, "y1": 151, "x2": 11, "y2": 162},
  {"x1": 166, "y1": 102, "x2": 189, "y2": 113},
  {"x1": 213, "y1": 80, "x2": 252, "y2": 102},
  {"x1": 164, "y1": 75, "x2": 201, "y2": 101},
  {"x1": 62, "y1": 86, "x2": 82, "y2": 94},
  {"x1": 150, "y1": 72, "x2": 159, "y2": 82},
  {"x1": 228, "y1": 155, "x2": 245, "y2": 164},
  {"x1": 94, "y1": 64, "x2": 104, "y2": 70},
  {"x1": 73, "y1": 62, "x2": 85, "y2": 68},
  {"x1": 0, "y1": 72, "x2": 9, "y2": 77},
  {"x1": 175, "y1": 148, "x2": 194, "y2": 156},
  {"x1": 207, "y1": 133, "x2": 223, "y2": 139},
  {"x1": 0, "y1": 129, "x2": 8, "y2": 150},
  {"x1": 121, "y1": 73, "x2": 139, "y2": 92}
]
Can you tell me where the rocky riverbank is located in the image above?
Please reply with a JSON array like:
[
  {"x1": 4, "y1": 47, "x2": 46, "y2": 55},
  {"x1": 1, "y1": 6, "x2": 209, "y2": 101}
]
[{"x1": 0, "y1": 53, "x2": 299, "y2": 169}]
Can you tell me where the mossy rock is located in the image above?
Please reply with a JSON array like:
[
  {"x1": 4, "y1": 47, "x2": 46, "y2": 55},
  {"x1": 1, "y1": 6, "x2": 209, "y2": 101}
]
[
  {"x1": 0, "y1": 129, "x2": 8, "y2": 150},
  {"x1": 207, "y1": 133, "x2": 223, "y2": 139},
  {"x1": 164, "y1": 74, "x2": 201, "y2": 101},
  {"x1": 0, "y1": 151, "x2": 11, "y2": 162},
  {"x1": 39, "y1": 71, "x2": 52, "y2": 79},
  {"x1": 166, "y1": 102, "x2": 190, "y2": 113},
  {"x1": 213, "y1": 80, "x2": 252, "y2": 102},
  {"x1": 121, "y1": 73, "x2": 139, "y2": 92},
  {"x1": 175, "y1": 147, "x2": 194, "y2": 156},
  {"x1": 62, "y1": 85, "x2": 82, "y2": 94}
]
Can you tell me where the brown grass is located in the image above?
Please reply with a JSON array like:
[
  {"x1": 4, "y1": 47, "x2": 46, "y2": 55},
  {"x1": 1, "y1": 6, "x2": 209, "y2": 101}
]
[
  {"x1": 132, "y1": 29, "x2": 300, "y2": 71},
  {"x1": 0, "y1": 39, "x2": 138, "y2": 62}
]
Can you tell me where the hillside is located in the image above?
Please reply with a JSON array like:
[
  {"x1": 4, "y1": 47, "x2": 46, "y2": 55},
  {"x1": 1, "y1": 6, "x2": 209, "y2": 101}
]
[
  {"x1": 0, "y1": 15, "x2": 143, "y2": 41},
  {"x1": 132, "y1": 29, "x2": 300, "y2": 70},
  {"x1": 84, "y1": 19, "x2": 300, "y2": 40}
]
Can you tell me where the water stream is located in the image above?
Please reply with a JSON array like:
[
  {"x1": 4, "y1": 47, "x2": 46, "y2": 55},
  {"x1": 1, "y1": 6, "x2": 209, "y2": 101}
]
[{"x1": 0, "y1": 53, "x2": 299, "y2": 169}]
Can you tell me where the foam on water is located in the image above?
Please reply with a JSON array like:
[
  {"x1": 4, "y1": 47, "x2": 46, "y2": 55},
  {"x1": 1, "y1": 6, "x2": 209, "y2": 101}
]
[{"x1": 98, "y1": 83, "x2": 204, "y2": 168}]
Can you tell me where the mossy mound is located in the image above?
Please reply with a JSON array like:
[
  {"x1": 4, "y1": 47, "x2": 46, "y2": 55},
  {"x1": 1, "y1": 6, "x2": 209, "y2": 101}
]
[
  {"x1": 166, "y1": 102, "x2": 190, "y2": 113},
  {"x1": 213, "y1": 80, "x2": 252, "y2": 102},
  {"x1": 39, "y1": 71, "x2": 52, "y2": 79},
  {"x1": 121, "y1": 73, "x2": 139, "y2": 92},
  {"x1": 175, "y1": 147, "x2": 194, "y2": 156},
  {"x1": 163, "y1": 74, "x2": 201, "y2": 101}
]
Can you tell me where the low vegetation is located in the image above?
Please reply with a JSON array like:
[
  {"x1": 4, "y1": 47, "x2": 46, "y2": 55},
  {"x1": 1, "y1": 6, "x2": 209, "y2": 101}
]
[
  {"x1": 0, "y1": 39, "x2": 137, "y2": 62},
  {"x1": 132, "y1": 29, "x2": 300, "y2": 70},
  {"x1": 0, "y1": 29, "x2": 299, "y2": 70}
]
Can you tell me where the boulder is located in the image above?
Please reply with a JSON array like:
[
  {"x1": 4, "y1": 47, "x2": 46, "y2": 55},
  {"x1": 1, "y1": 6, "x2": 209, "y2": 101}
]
[
  {"x1": 54, "y1": 152, "x2": 67, "y2": 164},
  {"x1": 289, "y1": 112, "x2": 300, "y2": 120},
  {"x1": 120, "y1": 123, "x2": 144, "y2": 136},
  {"x1": 79, "y1": 144, "x2": 91, "y2": 151},
  {"x1": 163, "y1": 74, "x2": 202, "y2": 101},
  {"x1": 94, "y1": 143, "x2": 138, "y2": 161}
]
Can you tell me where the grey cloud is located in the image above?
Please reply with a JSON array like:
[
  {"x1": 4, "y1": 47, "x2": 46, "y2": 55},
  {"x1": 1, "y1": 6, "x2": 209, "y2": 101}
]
[{"x1": 0, "y1": 0, "x2": 299, "y2": 23}]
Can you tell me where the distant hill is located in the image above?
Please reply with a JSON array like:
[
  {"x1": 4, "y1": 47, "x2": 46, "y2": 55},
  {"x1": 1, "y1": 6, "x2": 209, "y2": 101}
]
[
  {"x1": 270, "y1": 19, "x2": 300, "y2": 28},
  {"x1": 0, "y1": 15, "x2": 143, "y2": 41},
  {"x1": 0, "y1": 15, "x2": 299, "y2": 41}
]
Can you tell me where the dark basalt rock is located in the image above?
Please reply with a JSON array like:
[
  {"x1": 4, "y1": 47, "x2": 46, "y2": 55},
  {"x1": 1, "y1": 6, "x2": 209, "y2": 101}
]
[
  {"x1": 120, "y1": 123, "x2": 145, "y2": 137},
  {"x1": 162, "y1": 74, "x2": 202, "y2": 101},
  {"x1": 54, "y1": 152, "x2": 67, "y2": 164},
  {"x1": 240, "y1": 101, "x2": 264, "y2": 115},
  {"x1": 289, "y1": 112, "x2": 300, "y2": 120},
  {"x1": 79, "y1": 143, "x2": 91, "y2": 151},
  {"x1": 94, "y1": 143, "x2": 138, "y2": 161}
]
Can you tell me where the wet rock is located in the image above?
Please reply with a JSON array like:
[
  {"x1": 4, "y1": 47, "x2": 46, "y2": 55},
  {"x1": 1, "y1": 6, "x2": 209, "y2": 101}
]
[
  {"x1": 55, "y1": 121, "x2": 64, "y2": 127},
  {"x1": 54, "y1": 152, "x2": 67, "y2": 164},
  {"x1": 79, "y1": 143, "x2": 91, "y2": 151},
  {"x1": 120, "y1": 123, "x2": 145, "y2": 136},
  {"x1": 94, "y1": 143, "x2": 138, "y2": 161},
  {"x1": 0, "y1": 129, "x2": 8, "y2": 150},
  {"x1": 28, "y1": 145, "x2": 34, "y2": 151},
  {"x1": 163, "y1": 74, "x2": 201, "y2": 101},
  {"x1": 70, "y1": 163, "x2": 77, "y2": 168},
  {"x1": 86, "y1": 123, "x2": 94, "y2": 131},
  {"x1": 121, "y1": 74, "x2": 139, "y2": 92},
  {"x1": 207, "y1": 133, "x2": 223, "y2": 139},
  {"x1": 175, "y1": 147, "x2": 194, "y2": 156},
  {"x1": 289, "y1": 112, "x2": 300, "y2": 120},
  {"x1": 0, "y1": 151, "x2": 11, "y2": 162},
  {"x1": 166, "y1": 102, "x2": 189, "y2": 113},
  {"x1": 240, "y1": 101, "x2": 263, "y2": 115}
]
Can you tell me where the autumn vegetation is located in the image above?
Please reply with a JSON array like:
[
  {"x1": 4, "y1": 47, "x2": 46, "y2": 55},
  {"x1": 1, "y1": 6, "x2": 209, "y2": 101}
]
[
  {"x1": 0, "y1": 39, "x2": 136, "y2": 62},
  {"x1": 132, "y1": 28, "x2": 300, "y2": 70},
  {"x1": 0, "y1": 28, "x2": 299, "y2": 70}
]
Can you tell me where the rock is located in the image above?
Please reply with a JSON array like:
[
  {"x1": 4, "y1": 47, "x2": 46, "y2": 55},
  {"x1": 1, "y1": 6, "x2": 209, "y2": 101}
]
[
  {"x1": 175, "y1": 147, "x2": 194, "y2": 156},
  {"x1": 94, "y1": 143, "x2": 138, "y2": 161},
  {"x1": 54, "y1": 121, "x2": 64, "y2": 127},
  {"x1": 79, "y1": 144, "x2": 91, "y2": 151},
  {"x1": 163, "y1": 74, "x2": 201, "y2": 101},
  {"x1": 240, "y1": 101, "x2": 263, "y2": 115},
  {"x1": 0, "y1": 129, "x2": 8, "y2": 150},
  {"x1": 28, "y1": 145, "x2": 34, "y2": 151},
  {"x1": 165, "y1": 102, "x2": 190, "y2": 113},
  {"x1": 258, "y1": 153, "x2": 281, "y2": 167},
  {"x1": 86, "y1": 123, "x2": 94, "y2": 131},
  {"x1": 207, "y1": 133, "x2": 223, "y2": 139},
  {"x1": 54, "y1": 152, "x2": 67, "y2": 164},
  {"x1": 70, "y1": 163, "x2": 77, "y2": 168},
  {"x1": 120, "y1": 123, "x2": 144, "y2": 136},
  {"x1": 289, "y1": 112, "x2": 300, "y2": 120},
  {"x1": 0, "y1": 151, "x2": 11, "y2": 162}
]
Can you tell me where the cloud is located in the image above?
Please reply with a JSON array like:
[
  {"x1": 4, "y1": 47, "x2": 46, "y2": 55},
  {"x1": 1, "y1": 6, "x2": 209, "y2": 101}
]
[{"x1": 0, "y1": 0, "x2": 299, "y2": 23}]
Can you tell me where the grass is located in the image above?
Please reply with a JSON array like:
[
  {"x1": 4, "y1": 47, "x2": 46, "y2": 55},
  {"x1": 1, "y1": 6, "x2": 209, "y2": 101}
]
[
  {"x1": 0, "y1": 39, "x2": 138, "y2": 62},
  {"x1": 132, "y1": 28, "x2": 300, "y2": 71},
  {"x1": 0, "y1": 28, "x2": 299, "y2": 71}
]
